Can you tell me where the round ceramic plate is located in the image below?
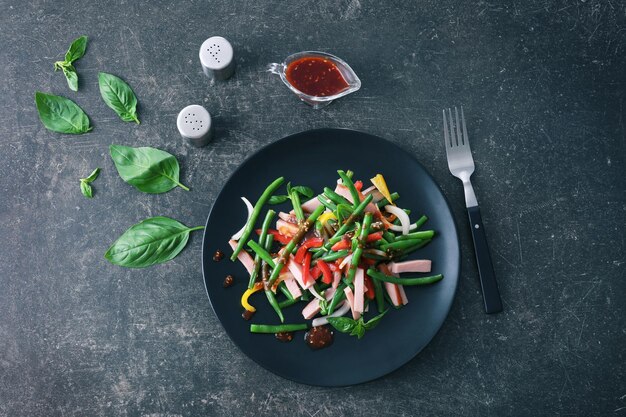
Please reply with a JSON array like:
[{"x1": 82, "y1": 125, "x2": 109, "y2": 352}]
[{"x1": 202, "y1": 128, "x2": 460, "y2": 386}]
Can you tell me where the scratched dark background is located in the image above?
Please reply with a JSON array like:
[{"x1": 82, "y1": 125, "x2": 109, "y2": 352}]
[{"x1": 0, "y1": 0, "x2": 624, "y2": 416}]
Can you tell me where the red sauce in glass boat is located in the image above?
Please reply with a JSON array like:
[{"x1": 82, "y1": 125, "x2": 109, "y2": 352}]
[{"x1": 285, "y1": 57, "x2": 349, "y2": 97}]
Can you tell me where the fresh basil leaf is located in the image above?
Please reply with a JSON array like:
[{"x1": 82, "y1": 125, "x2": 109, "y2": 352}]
[
  {"x1": 80, "y1": 180, "x2": 93, "y2": 198},
  {"x1": 105, "y1": 216, "x2": 204, "y2": 268},
  {"x1": 364, "y1": 309, "x2": 388, "y2": 330},
  {"x1": 35, "y1": 92, "x2": 92, "y2": 134},
  {"x1": 349, "y1": 321, "x2": 366, "y2": 339},
  {"x1": 319, "y1": 299, "x2": 329, "y2": 315},
  {"x1": 63, "y1": 65, "x2": 78, "y2": 91},
  {"x1": 64, "y1": 35, "x2": 88, "y2": 63},
  {"x1": 109, "y1": 144, "x2": 189, "y2": 193},
  {"x1": 81, "y1": 167, "x2": 101, "y2": 183},
  {"x1": 292, "y1": 186, "x2": 314, "y2": 198},
  {"x1": 268, "y1": 195, "x2": 289, "y2": 205},
  {"x1": 98, "y1": 72, "x2": 140, "y2": 124},
  {"x1": 326, "y1": 317, "x2": 357, "y2": 334}
]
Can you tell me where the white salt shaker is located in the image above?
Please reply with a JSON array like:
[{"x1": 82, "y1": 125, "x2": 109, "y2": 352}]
[
  {"x1": 176, "y1": 105, "x2": 213, "y2": 147},
  {"x1": 199, "y1": 36, "x2": 235, "y2": 81}
]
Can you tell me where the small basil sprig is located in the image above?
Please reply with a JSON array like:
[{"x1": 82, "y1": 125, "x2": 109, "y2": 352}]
[
  {"x1": 53, "y1": 35, "x2": 88, "y2": 92},
  {"x1": 109, "y1": 144, "x2": 189, "y2": 193},
  {"x1": 98, "y1": 72, "x2": 140, "y2": 124},
  {"x1": 327, "y1": 309, "x2": 388, "y2": 339},
  {"x1": 268, "y1": 185, "x2": 313, "y2": 205},
  {"x1": 105, "y1": 216, "x2": 204, "y2": 268},
  {"x1": 79, "y1": 167, "x2": 101, "y2": 198},
  {"x1": 35, "y1": 92, "x2": 92, "y2": 134}
]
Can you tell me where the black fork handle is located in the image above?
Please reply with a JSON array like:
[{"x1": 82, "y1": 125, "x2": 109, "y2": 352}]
[{"x1": 467, "y1": 206, "x2": 503, "y2": 314}]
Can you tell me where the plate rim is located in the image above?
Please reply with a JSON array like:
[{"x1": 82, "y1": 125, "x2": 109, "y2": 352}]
[{"x1": 201, "y1": 127, "x2": 461, "y2": 386}]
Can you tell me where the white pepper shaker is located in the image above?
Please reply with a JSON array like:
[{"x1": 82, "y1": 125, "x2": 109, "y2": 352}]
[
  {"x1": 176, "y1": 105, "x2": 213, "y2": 147},
  {"x1": 199, "y1": 36, "x2": 235, "y2": 81}
]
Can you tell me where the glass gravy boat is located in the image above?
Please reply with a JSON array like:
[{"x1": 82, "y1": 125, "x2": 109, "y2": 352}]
[{"x1": 268, "y1": 51, "x2": 361, "y2": 109}]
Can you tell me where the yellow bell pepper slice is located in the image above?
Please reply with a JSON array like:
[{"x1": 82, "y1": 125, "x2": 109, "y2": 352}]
[
  {"x1": 241, "y1": 282, "x2": 264, "y2": 312},
  {"x1": 318, "y1": 211, "x2": 337, "y2": 225},
  {"x1": 370, "y1": 174, "x2": 394, "y2": 206}
]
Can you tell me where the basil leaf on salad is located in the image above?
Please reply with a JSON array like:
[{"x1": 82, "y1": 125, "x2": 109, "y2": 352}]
[
  {"x1": 109, "y1": 145, "x2": 189, "y2": 193},
  {"x1": 363, "y1": 309, "x2": 388, "y2": 330},
  {"x1": 35, "y1": 92, "x2": 92, "y2": 134},
  {"x1": 291, "y1": 185, "x2": 314, "y2": 198},
  {"x1": 98, "y1": 72, "x2": 140, "y2": 124},
  {"x1": 105, "y1": 216, "x2": 204, "y2": 268},
  {"x1": 268, "y1": 195, "x2": 289, "y2": 205},
  {"x1": 326, "y1": 317, "x2": 357, "y2": 334}
]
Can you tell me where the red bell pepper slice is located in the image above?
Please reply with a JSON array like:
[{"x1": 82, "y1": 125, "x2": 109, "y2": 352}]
[
  {"x1": 317, "y1": 260, "x2": 333, "y2": 284},
  {"x1": 302, "y1": 252, "x2": 312, "y2": 285},
  {"x1": 331, "y1": 239, "x2": 351, "y2": 252},
  {"x1": 363, "y1": 275, "x2": 376, "y2": 300},
  {"x1": 366, "y1": 232, "x2": 383, "y2": 242},
  {"x1": 309, "y1": 265, "x2": 322, "y2": 281},
  {"x1": 262, "y1": 229, "x2": 291, "y2": 245},
  {"x1": 293, "y1": 237, "x2": 324, "y2": 263},
  {"x1": 354, "y1": 180, "x2": 363, "y2": 191}
]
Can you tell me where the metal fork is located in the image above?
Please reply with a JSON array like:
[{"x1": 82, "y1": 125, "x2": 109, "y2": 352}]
[{"x1": 443, "y1": 107, "x2": 502, "y2": 314}]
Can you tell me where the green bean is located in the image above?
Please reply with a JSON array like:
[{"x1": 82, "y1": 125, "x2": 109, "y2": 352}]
[
  {"x1": 347, "y1": 213, "x2": 373, "y2": 283},
  {"x1": 397, "y1": 239, "x2": 432, "y2": 255},
  {"x1": 372, "y1": 275, "x2": 385, "y2": 313},
  {"x1": 259, "y1": 260, "x2": 283, "y2": 322},
  {"x1": 324, "y1": 187, "x2": 351, "y2": 206},
  {"x1": 367, "y1": 268, "x2": 444, "y2": 286},
  {"x1": 324, "y1": 194, "x2": 373, "y2": 250},
  {"x1": 278, "y1": 281, "x2": 294, "y2": 301},
  {"x1": 327, "y1": 283, "x2": 346, "y2": 315},
  {"x1": 267, "y1": 204, "x2": 326, "y2": 288},
  {"x1": 289, "y1": 185, "x2": 304, "y2": 221},
  {"x1": 381, "y1": 239, "x2": 423, "y2": 251},
  {"x1": 230, "y1": 177, "x2": 285, "y2": 261},
  {"x1": 250, "y1": 323, "x2": 308, "y2": 333},
  {"x1": 278, "y1": 298, "x2": 299, "y2": 309},
  {"x1": 382, "y1": 231, "x2": 396, "y2": 243},
  {"x1": 264, "y1": 289, "x2": 284, "y2": 322},
  {"x1": 247, "y1": 240, "x2": 276, "y2": 268},
  {"x1": 376, "y1": 192, "x2": 400, "y2": 208},
  {"x1": 413, "y1": 215, "x2": 428, "y2": 230},
  {"x1": 362, "y1": 252, "x2": 388, "y2": 260},
  {"x1": 315, "y1": 220, "x2": 323, "y2": 234},
  {"x1": 337, "y1": 170, "x2": 360, "y2": 207},
  {"x1": 320, "y1": 250, "x2": 349, "y2": 262},
  {"x1": 248, "y1": 210, "x2": 276, "y2": 289},
  {"x1": 317, "y1": 195, "x2": 337, "y2": 211},
  {"x1": 395, "y1": 230, "x2": 435, "y2": 241}
]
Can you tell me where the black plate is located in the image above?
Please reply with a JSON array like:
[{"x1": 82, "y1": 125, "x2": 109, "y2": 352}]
[{"x1": 201, "y1": 128, "x2": 460, "y2": 386}]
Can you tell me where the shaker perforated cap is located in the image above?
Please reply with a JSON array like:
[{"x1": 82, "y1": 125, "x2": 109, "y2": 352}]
[
  {"x1": 177, "y1": 105, "x2": 213, "y2": 147},
  {"x1": 199, "y1": 36, "x2": 235, "y2": 80}
]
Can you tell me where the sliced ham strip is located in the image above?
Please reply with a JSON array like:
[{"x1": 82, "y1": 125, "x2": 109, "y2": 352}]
[
  {"x1": 332, "y1": 271, "x2": 342, "y2": 289},
  {"x1": 281, "y1": 271, "x2": 302, "y2": 298},
  {"x1": 301, "y1": 196, "x2": 322, "y2": 213},
  {"x1": 286, "y1": 256, "x2": 312, "y2": 289},
  {"x1": 276, "y1": 219, "x2": 299, "y2": 237},
  {"x1": 388, "y1": 260, "x2": 432, "y2": 274},
  {"x1": 228, "y1": 239, "x2": 254, "y2": 274},
  {"x1": 343, "y1": 286, "x2": 360, "y2": 320},
  {"x1": 278, "y1": 212, "x2": 297, "y2": 222},
  {"x1": 335, "y1": 183, "x2": 380, "y2": 215},
  {"x1": 301, "y1": 287, "x2": 337, "y2": 319},
  {"x1": 379, "y1": 263, "x2": 408, "y2": 306},
  {"x1": 353, "y1": 268, "x2": 365, "y2": 313}
]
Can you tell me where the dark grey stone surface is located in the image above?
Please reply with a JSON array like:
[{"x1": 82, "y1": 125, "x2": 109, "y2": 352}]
[{"x1": 0, "y1": 0, "x2": 624, "y2": 416}]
